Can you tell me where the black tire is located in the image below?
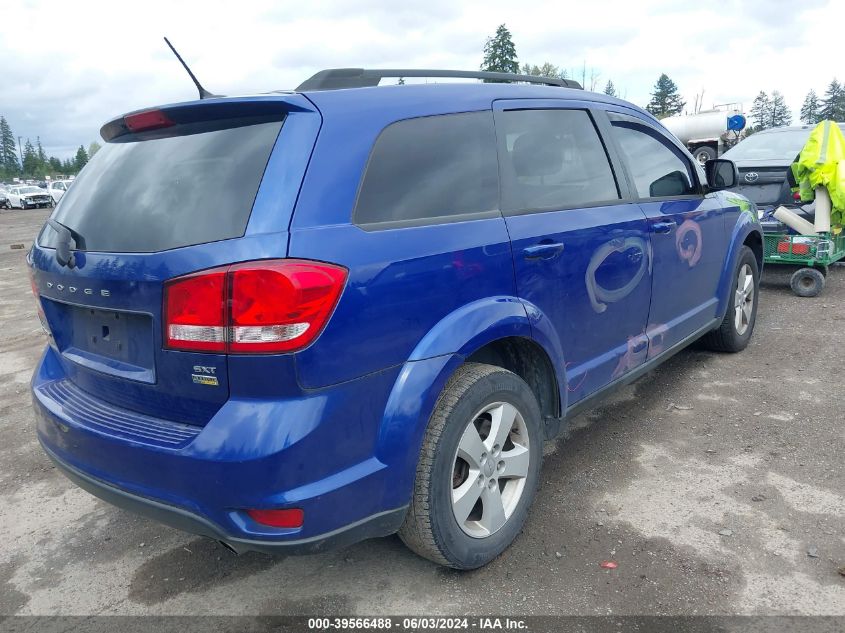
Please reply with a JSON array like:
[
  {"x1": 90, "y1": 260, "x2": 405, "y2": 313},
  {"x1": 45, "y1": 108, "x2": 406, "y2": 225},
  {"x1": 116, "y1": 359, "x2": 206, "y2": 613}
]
[
  {"x1": 790, "y1": 267, "x2": 825, "y2": 297},
  {"x1": 700, "y1": 245, "x2": 759, "y2": 352},
  {"x1": 694, "y1": 145, "x2": 717, "y2": 165},
  {"x1": 399, "y1": 362, "x2": 543, "y2": 569}
]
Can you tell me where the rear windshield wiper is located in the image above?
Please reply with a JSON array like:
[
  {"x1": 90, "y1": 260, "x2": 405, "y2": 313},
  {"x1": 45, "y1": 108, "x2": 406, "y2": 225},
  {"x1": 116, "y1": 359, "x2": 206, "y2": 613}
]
[{"x1": 47, "y1": 219, "x2": 85, "y2": 268}]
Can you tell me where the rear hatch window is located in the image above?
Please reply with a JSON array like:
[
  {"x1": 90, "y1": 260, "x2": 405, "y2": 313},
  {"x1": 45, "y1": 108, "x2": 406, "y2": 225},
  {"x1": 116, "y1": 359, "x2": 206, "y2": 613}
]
[{"x1": 40, "y1": 118, "x2": 283, "y2": 253}]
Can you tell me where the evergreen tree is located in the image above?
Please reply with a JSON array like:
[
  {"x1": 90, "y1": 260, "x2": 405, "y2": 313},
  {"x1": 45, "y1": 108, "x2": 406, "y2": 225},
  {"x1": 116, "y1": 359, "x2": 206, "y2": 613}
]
[
  {"x1": 0, "y1": 116, "x2": 19, "y2": 179},
  {"x1": 750, "y1": 91, "x2": 771, "y2": 130},
  {"x1": 35, "y1": 137, "x2": 48, "y2": 178},
  {"x1": 820, "y1": 79, "x2": 845, "y2": 121},
  {"x1": 769, "y1": 91, "x2": 792, "y2": 127},
  {"x1": 800, "y1": 90, "x2": 821, "y2": 124},
  {"x1": 48, "y1": 156, "x2": 62, "y2": 172},
  {"x1": 645, "y1": 74, "x2": 685, "y2": 118},
  {"x1": 480, "y1": 24, "x2": 519, "y2": 80},
  {"x1": 604, "y1": 80, "x2": 617, "y2": 97},
  {"x1": 74, "y1": 145, "x2": 89, "y2": 171},
  {"x1": 36, "y1": 137, "x2": 47, "y2": 163},
  {"x1": 22, "y1": 138, "x2": 39, "y2": 177}
]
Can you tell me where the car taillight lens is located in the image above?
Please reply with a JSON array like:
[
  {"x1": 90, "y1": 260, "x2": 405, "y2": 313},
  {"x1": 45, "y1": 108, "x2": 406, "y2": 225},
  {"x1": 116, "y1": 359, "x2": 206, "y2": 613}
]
[
  {"x1": 228, "y1": 261, "x2": 347, "y2": 353},
  {"x1": 164, "y1": 269, "x2": 228, "y2": 352},
  {"x1": 28, "y1": 267, "x2": 38, "y2": 299},
  {"x1": 163, "y1": 259, "x2": 347, "y2": 354},
  {"x1": 28, "y1": 266, "x2": 46, "y2": 317}
]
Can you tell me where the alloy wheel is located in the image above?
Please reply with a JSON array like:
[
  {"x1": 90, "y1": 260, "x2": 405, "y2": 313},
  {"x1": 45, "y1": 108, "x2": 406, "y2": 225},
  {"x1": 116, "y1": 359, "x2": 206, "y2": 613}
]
[
  {"x1": 734, "y1": 263, "x2": 754, "y2": 335},
  {"x1": 451, "y1": 401, "x2": 530, "y2": 538}
]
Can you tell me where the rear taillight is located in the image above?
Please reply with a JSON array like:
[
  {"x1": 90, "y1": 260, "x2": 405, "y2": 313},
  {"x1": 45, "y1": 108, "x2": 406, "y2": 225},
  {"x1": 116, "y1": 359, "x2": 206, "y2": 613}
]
[
  {"x1": 163, "y1": 269, "x2": 228, "y2": 352},
  {"x1": 28, "y1": 266, "x2": 49, "y2": 333},
  {"x1": 28, "y1": 266, "x2": 43, "y2": 310},
  {"x1": 163, "y1": 259, "x2": 347, "y2": 354},
  {"x1": 28, "y1": 266, "x2": 38, "y2": 299}
]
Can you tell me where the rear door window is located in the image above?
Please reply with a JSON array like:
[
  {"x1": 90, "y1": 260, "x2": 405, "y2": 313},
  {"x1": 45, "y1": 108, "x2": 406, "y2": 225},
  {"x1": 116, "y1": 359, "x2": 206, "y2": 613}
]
[
  {"x1": 353, "y1": 112, "x2": 499, "y2": 227},
  {"x1": 495, "y1": 108, "x2": 620, "y2": 214},
  {"x1": 40, "y1": 119, "x2": 284, "y2": 253}
]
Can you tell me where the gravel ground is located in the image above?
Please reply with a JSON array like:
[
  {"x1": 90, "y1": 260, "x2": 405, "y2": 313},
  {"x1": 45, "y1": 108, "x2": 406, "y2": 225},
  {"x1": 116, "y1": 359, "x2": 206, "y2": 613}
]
[{"x1": 1, "y1": 207, "x2": 843, "y2": 616}]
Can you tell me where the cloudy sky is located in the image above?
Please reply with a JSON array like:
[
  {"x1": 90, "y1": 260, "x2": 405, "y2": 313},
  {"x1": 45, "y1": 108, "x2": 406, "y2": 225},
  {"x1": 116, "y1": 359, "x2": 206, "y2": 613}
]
[{"x1": 2, "y1": 0, "x2": 841, "y2": 159}]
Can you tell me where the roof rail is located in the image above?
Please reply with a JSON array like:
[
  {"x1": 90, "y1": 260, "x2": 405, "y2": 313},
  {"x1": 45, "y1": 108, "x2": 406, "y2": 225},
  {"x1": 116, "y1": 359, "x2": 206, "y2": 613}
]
[{"x1": 296, "y1": 68, "x2": 583, "y2": 91}]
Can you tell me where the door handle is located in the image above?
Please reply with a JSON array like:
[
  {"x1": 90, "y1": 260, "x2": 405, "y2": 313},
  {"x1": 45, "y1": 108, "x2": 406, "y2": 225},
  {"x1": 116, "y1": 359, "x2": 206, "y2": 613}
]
[
  {"x1": 523, "y1": 242, "x2": 565, "y2": 261},
  {"x1": 651, "y1": 220, "x2": 677, "y2": 234}
]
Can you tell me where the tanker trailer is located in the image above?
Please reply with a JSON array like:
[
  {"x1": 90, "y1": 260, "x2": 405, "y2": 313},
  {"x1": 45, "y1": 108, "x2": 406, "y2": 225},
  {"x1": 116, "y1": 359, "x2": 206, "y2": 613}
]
[{"x1": 662, "y1": 108, "x2": 746, "y2": 165}]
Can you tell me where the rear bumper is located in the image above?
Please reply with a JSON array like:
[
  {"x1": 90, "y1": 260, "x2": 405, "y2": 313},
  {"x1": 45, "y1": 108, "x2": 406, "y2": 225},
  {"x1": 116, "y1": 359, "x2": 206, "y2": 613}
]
[
  {"x1": 32, "y1": 345, "x2": 410, "y2": 553},
  {"x1": 41, "y1": 440, "x2": 406, "y2": 554}
]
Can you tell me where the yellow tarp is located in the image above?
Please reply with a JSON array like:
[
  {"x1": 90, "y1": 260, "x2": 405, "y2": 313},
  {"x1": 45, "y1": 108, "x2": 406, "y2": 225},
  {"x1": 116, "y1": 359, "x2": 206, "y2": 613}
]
[{"x1": 791, "y1": 120, "x2": 845, "y2": 226}]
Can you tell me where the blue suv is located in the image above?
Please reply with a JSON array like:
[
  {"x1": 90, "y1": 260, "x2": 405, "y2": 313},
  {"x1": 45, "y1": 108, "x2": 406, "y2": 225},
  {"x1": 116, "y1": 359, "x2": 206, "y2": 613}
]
[{"x1": 29, "y1": 68, "x2": 761, "y2": 569}]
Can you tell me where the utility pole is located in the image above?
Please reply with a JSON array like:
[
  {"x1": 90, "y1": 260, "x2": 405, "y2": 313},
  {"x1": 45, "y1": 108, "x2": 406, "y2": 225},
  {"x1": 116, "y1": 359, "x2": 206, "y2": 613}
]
[{"x1": 17, "y1": 136, "x2": 24, "y2": 169}]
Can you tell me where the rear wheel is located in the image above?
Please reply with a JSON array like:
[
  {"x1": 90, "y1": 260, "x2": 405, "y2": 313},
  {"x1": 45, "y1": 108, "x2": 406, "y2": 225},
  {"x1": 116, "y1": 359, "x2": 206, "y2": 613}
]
[
  {"x1": 399, "y1": 363, "x2": 542, "y2": 569},
  {"x1": 700, "y1": 246, "x2": 759, "y2": 352},
  {"x1": 790, "y1": 267, "x2": 825, "y2": 297}
]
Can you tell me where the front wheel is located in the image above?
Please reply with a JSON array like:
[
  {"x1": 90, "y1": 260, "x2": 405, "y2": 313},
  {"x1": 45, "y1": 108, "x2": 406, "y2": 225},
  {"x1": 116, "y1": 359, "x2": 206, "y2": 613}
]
[
  {"x1": 700, "y1": 245, "x2": 759, "y2": 352},
  {"x1": 399, "y1": 363, "x2": 542, "y2": 569}
]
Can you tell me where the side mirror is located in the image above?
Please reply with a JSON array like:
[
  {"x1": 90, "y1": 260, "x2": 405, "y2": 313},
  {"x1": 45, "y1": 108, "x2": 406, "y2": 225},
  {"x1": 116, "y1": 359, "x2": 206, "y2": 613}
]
[
  {"x1": 705, "y1": 159, "x2": 738, "y2": 190},
  {"x1": 649, "y1": 170, "x2": 690, "y2": 197}
]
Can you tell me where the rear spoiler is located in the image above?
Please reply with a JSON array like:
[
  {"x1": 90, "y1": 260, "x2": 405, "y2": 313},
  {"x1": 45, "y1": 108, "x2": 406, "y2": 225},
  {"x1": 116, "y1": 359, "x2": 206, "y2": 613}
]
[{"x1": 100, "y1": 95, "x2": 316, "y2": 142}]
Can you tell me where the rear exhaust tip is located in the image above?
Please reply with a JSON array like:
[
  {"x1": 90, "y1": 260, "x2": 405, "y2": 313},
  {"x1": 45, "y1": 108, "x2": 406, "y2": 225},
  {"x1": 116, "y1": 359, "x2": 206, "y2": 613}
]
[{"x1": 217, "y1": 540, "x2": 239, "y2": 554}]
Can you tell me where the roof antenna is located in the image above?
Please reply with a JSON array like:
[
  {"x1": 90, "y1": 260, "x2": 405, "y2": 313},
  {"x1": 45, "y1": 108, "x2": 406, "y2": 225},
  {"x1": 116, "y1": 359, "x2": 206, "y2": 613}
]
[{"x1": 163, "y1": 37, "x2": 218, "y2": 99}]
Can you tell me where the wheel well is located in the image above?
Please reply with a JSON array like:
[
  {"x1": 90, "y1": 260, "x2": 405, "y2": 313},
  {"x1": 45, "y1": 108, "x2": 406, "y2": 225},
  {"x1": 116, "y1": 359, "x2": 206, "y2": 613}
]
[
  {"x1": 744, "y1": 231, "x2": 763, "y2": 269},
  {"x1": 465, "y1": 337, "x2": 560, "y2": 421}
]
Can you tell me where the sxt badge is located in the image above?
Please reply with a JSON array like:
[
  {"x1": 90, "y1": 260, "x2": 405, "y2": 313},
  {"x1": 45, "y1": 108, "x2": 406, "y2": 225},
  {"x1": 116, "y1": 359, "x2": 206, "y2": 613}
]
[{"x1": 192, "y1": 365, "x2": 219, "y2": 386}]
